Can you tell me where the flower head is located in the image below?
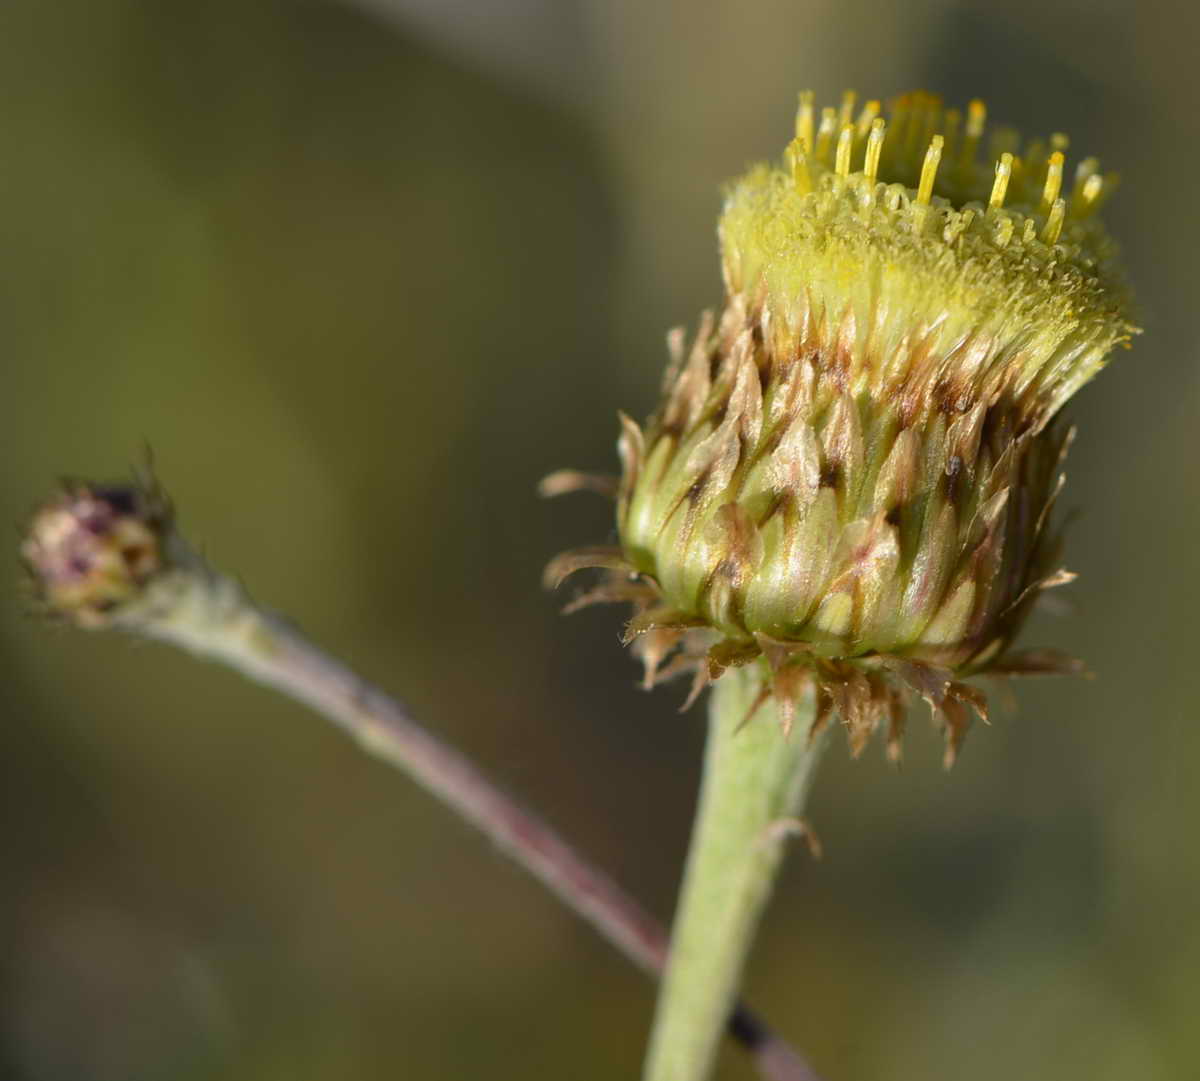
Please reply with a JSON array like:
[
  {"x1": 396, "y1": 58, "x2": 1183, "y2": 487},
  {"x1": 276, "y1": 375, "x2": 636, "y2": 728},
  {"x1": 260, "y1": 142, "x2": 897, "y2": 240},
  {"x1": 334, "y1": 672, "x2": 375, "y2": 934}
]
[
  {"x1": 23, "y1": 481, "x2": 169, "y2": 627},
  {"x1": 547, "y1": 91, "x2": 1137, "y2": 765}
]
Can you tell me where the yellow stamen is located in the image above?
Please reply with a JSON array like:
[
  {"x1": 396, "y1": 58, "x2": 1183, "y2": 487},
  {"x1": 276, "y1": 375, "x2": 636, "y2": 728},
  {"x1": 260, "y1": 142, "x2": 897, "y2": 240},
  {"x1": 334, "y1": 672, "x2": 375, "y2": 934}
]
[
  {"x1": 917, "y1": 135, "x2": 944, "y2": 205},
  {"x1": 1070, "y1": 157, "x2": 1100, "y2": 208},
  {"x1": 1041, "y1": 151, "x2": 1065, "y2": 212},
  {"x1": 835, "y1": 124, "x2": 854, "y2": 177},
  {"x1": 863, "y1": 118, "x2": 885, "y2": 182},
  {"x1": 1041, "y1": 197, "x2": 1066, "y2": 244},
  {"x1": 815, "y1": 107, "x2": 837, "y2": 164},
  {"x1": 989, "y1": 152, "x2": 1013, "y2": 210}
]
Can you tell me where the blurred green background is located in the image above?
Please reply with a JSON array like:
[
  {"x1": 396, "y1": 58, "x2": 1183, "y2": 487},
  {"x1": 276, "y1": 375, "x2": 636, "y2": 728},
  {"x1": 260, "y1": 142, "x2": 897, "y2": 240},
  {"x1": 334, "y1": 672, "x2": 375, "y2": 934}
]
[{"x1": 1, "y1": 1, "x2": 1196, "y2": 1078}]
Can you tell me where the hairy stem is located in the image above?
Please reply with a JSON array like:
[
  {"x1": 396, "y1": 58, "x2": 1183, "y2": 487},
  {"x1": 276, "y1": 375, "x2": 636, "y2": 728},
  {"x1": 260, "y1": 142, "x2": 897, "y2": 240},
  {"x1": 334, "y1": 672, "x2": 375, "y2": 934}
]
[
  {"x1": 643, "y1": 665, "x2": 827, "y2": 1081},
  {"x1": 112, "y1": 546, "x2": 819, "y2": 1081}
]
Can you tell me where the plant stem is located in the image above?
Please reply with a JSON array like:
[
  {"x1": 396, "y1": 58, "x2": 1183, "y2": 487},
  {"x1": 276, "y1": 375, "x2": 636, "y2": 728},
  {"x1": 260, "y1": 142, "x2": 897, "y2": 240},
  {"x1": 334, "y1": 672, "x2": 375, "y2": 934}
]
[
  {"x1": 111, "y1": 544, "x2": 820, "y2": 1081},
  {"x1": 643, "y1": 664, "x2": 827, "y2": 1081}
]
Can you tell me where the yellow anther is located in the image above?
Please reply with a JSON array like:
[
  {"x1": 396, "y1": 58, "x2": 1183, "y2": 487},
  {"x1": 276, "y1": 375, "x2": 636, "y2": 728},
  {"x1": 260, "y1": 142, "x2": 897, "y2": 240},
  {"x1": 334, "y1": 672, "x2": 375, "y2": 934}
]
[
  {"x1": 856, "y1": 99, "x2": 881, "y2": 138},
  {"x1": 864, "y1": 118, "x2": 885, "y2": 182},
  {"x1": 815, "y1": 107, "x2": 838, "y2": 164},
  {"x1": 1041, "y1": 197, "x2": 1066, "y2": 245},
  {"x1": 916, "y1": 135, "x2": 944, "y2": 205},
  {"x1": 834, "y1": 124, "x2": 854, "y2": 177},
  {"x1": 795, "y1": 91, "x2": 815, "y2": 153},
  {"x1": 1041, "y1": 151, "x2": 1065, "y2": 212},
  {"x1": 839, "y1": 89, "x2": 857, "y2": 129},
  {"x1": 989, "y1": 152, "x2": 1013, "y2": 209}
]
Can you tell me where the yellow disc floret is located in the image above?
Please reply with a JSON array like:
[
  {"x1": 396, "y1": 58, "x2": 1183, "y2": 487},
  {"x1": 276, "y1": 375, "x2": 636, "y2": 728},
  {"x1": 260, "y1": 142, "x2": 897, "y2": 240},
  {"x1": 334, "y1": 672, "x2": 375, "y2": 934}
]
[{"x1": 720, "y1": 91, "x2": 1135, "y2": 430}]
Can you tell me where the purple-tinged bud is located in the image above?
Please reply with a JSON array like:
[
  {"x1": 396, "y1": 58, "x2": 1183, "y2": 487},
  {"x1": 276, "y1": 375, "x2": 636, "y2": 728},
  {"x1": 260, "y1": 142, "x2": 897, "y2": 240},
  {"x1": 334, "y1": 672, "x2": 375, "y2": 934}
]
[{"x1": 23, "y1": 483, "x2": 168, "y2": 628}]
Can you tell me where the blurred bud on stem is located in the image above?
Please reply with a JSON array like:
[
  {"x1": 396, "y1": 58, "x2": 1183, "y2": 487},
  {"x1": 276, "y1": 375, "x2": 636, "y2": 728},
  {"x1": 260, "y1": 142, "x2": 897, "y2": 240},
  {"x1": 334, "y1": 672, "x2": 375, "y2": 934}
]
[
  {"x1": 21, "y1": 475, "x2": 824, "y2": 1081},
  {"x1": 23, "y1": 483, "x2": 169, "y2": 628}
]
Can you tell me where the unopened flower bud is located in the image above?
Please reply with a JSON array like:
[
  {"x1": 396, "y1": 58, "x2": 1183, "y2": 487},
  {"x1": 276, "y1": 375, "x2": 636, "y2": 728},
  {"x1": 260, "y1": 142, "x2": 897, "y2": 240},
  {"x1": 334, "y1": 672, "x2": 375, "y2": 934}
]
[
  {"x1": 547, "y1": 91, "x2": 1137, "y2": 764},
  {"x1": 23, "y1": 482, "x2": 169, "y2": 627}
]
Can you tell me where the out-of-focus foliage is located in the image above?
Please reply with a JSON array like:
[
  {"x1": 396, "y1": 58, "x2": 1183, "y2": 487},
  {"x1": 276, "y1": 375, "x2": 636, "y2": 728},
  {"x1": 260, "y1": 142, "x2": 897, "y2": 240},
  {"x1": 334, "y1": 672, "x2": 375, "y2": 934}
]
[{"x1": 0, "y1": 1, "x2": 1195, "y2": 1078}]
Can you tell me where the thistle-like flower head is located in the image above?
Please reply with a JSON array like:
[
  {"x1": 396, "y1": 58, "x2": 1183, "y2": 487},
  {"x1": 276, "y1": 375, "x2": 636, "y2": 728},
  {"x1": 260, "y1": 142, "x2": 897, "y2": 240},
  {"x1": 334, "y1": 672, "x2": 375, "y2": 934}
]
[{"x1": 547, "y1": 91, "x2": 1137, "y2": 764}]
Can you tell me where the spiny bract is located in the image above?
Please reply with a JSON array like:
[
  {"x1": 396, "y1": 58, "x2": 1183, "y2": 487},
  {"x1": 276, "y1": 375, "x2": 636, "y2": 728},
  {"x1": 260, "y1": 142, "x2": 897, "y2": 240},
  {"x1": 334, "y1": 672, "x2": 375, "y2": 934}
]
[{"x1": 546, "y1": 90, "x2": 1137, "y2": 766}]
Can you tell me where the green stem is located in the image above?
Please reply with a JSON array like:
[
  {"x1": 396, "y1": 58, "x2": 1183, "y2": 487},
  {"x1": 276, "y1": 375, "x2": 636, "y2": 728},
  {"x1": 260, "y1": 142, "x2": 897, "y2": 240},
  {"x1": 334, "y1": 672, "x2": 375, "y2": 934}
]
[
  {"x1": 103, "y1": 539, "x2": 820, "y2": 1080},
  {"x1": 644, "y1": 665, "x2": 827, "y2": 1081}
]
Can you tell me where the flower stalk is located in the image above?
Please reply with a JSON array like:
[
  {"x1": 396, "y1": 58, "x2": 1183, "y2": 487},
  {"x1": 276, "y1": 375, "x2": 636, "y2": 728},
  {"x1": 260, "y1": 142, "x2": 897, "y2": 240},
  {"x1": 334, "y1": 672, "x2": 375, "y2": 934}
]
[
  {"x1": 21, "y1": 480, "x2": 820, "y2": 1081},
  {"x1": 644, "y1": 666, "x2": 827, "y2": 1081}
]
